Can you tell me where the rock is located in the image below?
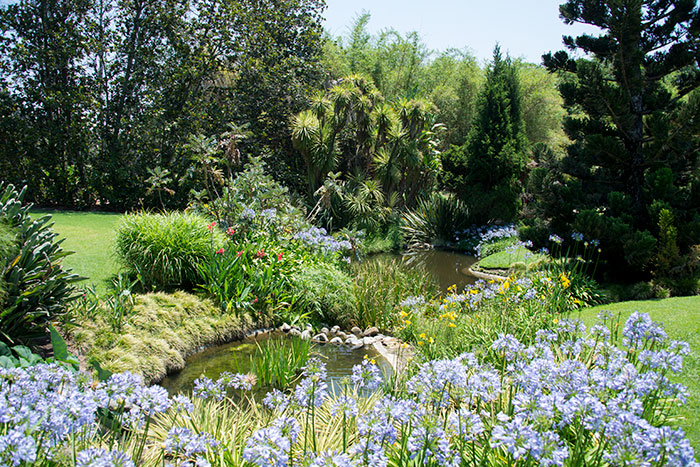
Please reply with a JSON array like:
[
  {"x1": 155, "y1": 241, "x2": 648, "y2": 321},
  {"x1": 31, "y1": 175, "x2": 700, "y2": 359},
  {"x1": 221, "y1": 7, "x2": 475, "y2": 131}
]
[
  {"x1": 300, "y1": 329, "x2": 311, "y2": 340},
  {"x1": 291, "y1": 324, "x2": 301, "y2": 332},
  {"x1": 337, "y1": 331, "x2": 347, "y2": 340},
  {"x1": 312, "y1": 333, "x2": 328, "y2": 344},
  {"x1": 362, "y1": 336, "x2": 376, "y2": 346},
  {"x1": 349, "y1": 342, "x2": 364, "y2": 351},
  {"x1": 330, "y1": 325, "x2": 340, "y2": 335},
  {"x1": 345, "y1": 337, "x2": 361, "y2": 346},
  {"x1": 351, "y1": 326, "x2": 363, "y2": 336},
  {"x1": 321, "y1": 327, "x2": 329, "y2": 335},
  {"x1": 289, "y1": 328, "x2": 302, "y2": 337},
  {"x1": 280, "y1": 323, "x2": 291, "y2": 333},
  {"x1": 329, "y1": 336, "x2": 343, "y2": 345},
  {"x1": 363, "y1": 326, "x2": 379, "y2": 337}
]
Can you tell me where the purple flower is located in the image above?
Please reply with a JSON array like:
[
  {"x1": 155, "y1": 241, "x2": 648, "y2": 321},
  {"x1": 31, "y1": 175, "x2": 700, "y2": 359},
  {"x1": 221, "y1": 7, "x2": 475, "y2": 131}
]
[
  {"x1": 351, "y1": 359, "x2": 382, "y2": 391},
  {"x1": 0, "y1": 428, "x2": 37, "y2": 466},
  {"x1": 331, "y1": 396, "x2": 358, "y2": 418},
  {"x1": 165, "y1": 427, "x2": 218, "y2": 457},
  {"x1": 192, "y1": 376, "x2": 225, "y2": 401},
  {"x1": 75, "y1": 448, "x2": 134, "y2": 467},
  {"x1": 263, "y1": 389, "x2": 291, "y2": 411},
  {"x1": 308, "y1": 450, "x2": 358, "y2": 467}
]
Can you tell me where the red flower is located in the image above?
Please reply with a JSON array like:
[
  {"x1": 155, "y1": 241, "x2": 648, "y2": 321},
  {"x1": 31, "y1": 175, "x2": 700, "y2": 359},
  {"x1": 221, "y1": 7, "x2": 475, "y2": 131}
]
[
  {"x1": 252, "y1": 297, "x2": 258, "y2": 303},
  {"x1": 236, "y1": 250, "x2": 243, "y2": 257},
  {"x1": 207, "y1": 221, "x2": 217, "y2": 230},
  {"x1": 216, "y1": 248, "x2": 225, "y2": 255},
  {"x1": 256, "y1": 250, "x2": 265, "y2": 258},
  {"x1": 277, "y1": 253, "x2": 283, "y2": 261},
  {"x1": 227, "y1": 227, "x2": 236, "y2": 236}
]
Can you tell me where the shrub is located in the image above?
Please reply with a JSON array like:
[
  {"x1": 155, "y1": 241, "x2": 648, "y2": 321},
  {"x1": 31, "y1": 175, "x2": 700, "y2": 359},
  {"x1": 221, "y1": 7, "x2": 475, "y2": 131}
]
[
  {"x1": 0, "y1": 183, "x2": 79, "y2": 345},
  {"x1": 401, "y1": 193, "x2": 472, "y2": 248},
  {"x1": 290, "y1": 263, "x2": 356, "y2": 326},
  {"x1": 115, "y1": 211, "x2": 225, "y2": 290}
]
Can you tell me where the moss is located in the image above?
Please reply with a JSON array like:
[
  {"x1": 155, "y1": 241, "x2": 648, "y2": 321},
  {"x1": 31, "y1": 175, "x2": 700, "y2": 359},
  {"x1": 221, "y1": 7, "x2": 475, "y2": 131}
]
[{"x1": 69, "y1": 291, "x2": 264, "y2": 384}]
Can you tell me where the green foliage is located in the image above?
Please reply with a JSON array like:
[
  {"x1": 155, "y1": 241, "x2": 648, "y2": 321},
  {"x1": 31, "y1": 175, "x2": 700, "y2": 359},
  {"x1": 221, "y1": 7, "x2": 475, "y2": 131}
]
[
  {"x1": 291, "y1": 74, "x2": 442, "y2": 232},
  {"x1": 0, "y1": 0, "x2": 326, "y2": 209},
  {"x1": 198, "y1": 238, "x2": 298, "y2": 319},
  {"x1": 539, "y1": 0, "x2": 700, "y2": 279},
  {"x1": 290, "y1": 263, "x2": 357, "y2": 327},
  {"x1": 68, "y1": 291, "x2": 253, "y2": 383},
  {"x1": 443, "y1": 46, "x2": 529, "y2": 224},
  {"x1": 115, "y1": 211, "x2": 224, "y2": 291},
  {"x1": 401, "y1": 193, "x2": 472, "y2": 248},
  {"x1": 0, "y1": 323, "x2": 79, "y2": 370},
  {"x1": 249, "y1": 337, "x2": 311, "y2": 388},
  {"x1": 0, "y1": 183, "x2": 79, "y2": 346},
  {"x1": 351, "y1": 257, "x2": 439, "y2": 331},
  {"x1": 322, "y1": 13, "x2": 484, "y2": 149}
]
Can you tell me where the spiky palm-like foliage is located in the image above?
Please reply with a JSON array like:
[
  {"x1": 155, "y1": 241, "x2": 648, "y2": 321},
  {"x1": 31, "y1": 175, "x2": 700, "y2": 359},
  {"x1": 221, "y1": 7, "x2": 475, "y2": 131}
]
[{"x1": 402, "y1": 193, "x2": 472, "y2": 248}]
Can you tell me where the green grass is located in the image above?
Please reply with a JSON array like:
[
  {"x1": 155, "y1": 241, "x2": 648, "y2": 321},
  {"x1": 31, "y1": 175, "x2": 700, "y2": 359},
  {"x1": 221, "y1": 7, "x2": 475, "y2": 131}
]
[
  {"x1": 29, "y1": 210, "x2": 122, "y2": 293},
  {"x1": 575, "y1": 296, "x2": 700, "y2": 454},
  {"x1": 476, "y1": 245, "x2": 546, "y2": 270}
]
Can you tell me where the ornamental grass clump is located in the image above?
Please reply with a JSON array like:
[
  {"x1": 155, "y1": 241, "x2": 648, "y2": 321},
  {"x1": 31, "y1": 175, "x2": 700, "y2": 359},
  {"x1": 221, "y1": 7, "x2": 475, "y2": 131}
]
[
  {"x1": 2, "y1": 312, "x2": 697, "y2": 466},
  {"x1": 115, "y1": 211, "x2": 225, "y2": 291}
]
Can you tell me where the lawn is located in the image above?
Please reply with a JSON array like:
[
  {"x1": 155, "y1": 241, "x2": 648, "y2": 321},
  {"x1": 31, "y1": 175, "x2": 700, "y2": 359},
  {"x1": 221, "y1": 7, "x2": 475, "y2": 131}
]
[
  {"x1": 575, "y1": 296, "x2": 700, "y2": 454},
  {"x1": 476, "y1": 244, "x2": 546, "y2": 270},
  {"x1": 30, "y1": 210, "x2": 122, "y2": 293}
]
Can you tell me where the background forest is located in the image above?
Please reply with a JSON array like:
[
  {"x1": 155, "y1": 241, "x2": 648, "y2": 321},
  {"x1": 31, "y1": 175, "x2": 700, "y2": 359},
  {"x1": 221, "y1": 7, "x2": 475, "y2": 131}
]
[{"x1": 1, "y1": 0, "x2": 699, "y2": 289}]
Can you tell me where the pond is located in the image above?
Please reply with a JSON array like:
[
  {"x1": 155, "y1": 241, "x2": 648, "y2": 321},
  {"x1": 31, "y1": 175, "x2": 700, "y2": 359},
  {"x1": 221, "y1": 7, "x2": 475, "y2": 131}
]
[
  {"x1": 367, "y1": 249, "x2": 478, "y2": 292},
  {"x1": 159, "y1": 334, "x2": 393, "y2": 396}
]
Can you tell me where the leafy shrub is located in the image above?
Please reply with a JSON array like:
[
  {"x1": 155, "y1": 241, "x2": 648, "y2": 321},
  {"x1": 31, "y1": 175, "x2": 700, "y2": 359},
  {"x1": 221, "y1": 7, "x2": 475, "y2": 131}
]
[
  {"x1": 115, "y1": 211, "x2": 225, "y2": 290},
  {"x1": 199, "y1": 238, "x2": 298, "y2": 318},
  {"x1": 0, "y1": 183, "x2": 79, "y2": 345},
  {"x1": 401, "y1": 193, "x2": 472, "y2": 248},
  {"x1": 290, "y1": 263, "x2": 356, "y2": 326}
]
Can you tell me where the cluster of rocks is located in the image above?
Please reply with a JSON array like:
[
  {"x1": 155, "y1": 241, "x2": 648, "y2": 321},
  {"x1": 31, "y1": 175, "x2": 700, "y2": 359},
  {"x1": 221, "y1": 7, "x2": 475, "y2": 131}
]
[{"x1": 279, "y1": 323, "x2": 389, "y2": 350}]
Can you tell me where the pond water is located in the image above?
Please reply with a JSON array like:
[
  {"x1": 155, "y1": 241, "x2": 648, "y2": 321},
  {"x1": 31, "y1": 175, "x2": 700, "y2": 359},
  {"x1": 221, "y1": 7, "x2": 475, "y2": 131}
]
[
  {"x1": 367, "y1": 250, "x2": 478, "y2": 292},
  {"x1": 159, "y1": 334, "x2": 393, "y2": 396}
]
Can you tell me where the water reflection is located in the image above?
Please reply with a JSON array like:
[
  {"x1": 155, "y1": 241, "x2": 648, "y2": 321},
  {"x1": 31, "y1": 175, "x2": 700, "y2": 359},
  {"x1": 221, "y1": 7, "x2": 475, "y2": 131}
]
[
  {"x1": 366, "y1": 250, "x2": 478, "y2": 293},
  {"x1": 159, "y1": 335, "x2": 392, "y2": 397}
]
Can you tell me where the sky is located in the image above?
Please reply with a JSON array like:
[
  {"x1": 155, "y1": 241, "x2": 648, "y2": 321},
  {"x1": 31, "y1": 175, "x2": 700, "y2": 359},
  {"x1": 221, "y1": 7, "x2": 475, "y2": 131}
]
[{"x1": 322, "y1": 0, "x2": 602, "y2": 65}]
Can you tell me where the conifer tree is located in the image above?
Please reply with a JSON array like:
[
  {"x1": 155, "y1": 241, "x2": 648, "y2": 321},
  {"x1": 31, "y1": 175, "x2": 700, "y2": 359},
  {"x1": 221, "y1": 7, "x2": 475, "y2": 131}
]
[
  {"x1": 540, "y1": 0, "x2": 700, "y2": 279},
  {"x1": 443, "y1": 45, "x2": 528, "y2": 223}
]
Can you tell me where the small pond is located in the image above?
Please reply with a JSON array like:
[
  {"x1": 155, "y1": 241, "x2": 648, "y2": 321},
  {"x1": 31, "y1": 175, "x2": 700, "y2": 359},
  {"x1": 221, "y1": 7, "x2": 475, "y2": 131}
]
[
  {"x1": 159, "y1": 334, "x2": 393, "y2": 396},
  {"x1": 367, "y1": 250, "x2": 478, "y2": 292}
]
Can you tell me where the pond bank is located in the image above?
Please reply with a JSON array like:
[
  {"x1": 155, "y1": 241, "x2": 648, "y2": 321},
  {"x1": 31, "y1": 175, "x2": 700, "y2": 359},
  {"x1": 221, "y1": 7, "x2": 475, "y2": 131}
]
[{"x1": 67, "y1": 291, "x2": 270, "y2": 385}]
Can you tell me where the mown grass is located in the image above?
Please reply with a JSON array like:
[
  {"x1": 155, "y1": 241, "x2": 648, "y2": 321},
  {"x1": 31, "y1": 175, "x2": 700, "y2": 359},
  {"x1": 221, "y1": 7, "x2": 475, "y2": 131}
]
[
  {"x1": 476, "y1": 245, "x2": 546, "y2": 270},
  {"x1": 576, "y1": 296, "x2": 700, "y2": 453},
  {"x1": 29, "y1": 210, "x2": 122, "y2": 293}
]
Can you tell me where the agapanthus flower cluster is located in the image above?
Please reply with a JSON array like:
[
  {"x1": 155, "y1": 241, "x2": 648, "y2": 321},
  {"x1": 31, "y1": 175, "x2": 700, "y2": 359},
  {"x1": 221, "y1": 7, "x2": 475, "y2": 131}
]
[
  {"x1": 293, "y1": 227, "x2": 352, "y2": 255},
  {"x1": 1, "y1": 313, "x2": 697, "y2": 467},
  {"x1": 351, "y1": 358, "x2": 382, "y2": 391}
]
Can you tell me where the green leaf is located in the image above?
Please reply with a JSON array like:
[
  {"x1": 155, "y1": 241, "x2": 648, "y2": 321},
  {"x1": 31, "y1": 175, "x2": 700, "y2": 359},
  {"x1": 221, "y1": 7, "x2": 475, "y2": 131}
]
[
  {"x1": 90, "y1": 358, "x2": 113, "y2": 382},
  {"x1": 49, "y1": 323, "x2": 69, "y2": 361},
  {"x1": 0, "y1": 342, "x2": 11, "y2": 357}
]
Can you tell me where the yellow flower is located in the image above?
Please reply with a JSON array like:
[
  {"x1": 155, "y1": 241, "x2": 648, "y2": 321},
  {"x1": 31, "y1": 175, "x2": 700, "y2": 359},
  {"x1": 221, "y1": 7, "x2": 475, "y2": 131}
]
[
  {"x1": 448, "y1": 323, "x2": 456, "y2": 328},
  {"x1": 428, "y1": 337, "x2": 434, "y2": 344},
  {"x1": 418, "y1": 341, "x2": 424, "y2": 346},
  {"x1": 419, "y1": 333, "x2": 426, "y2": 339}
]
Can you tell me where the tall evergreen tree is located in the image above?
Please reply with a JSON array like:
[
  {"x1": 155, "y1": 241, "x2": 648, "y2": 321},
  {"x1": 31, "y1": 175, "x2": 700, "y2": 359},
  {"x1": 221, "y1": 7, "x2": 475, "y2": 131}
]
[
  {"x1": 540, "y1": 0, "x2": 700, "y2": 280},
  {"x1": 443, "y1": 45, "x2": 528, "y2": 223}
]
